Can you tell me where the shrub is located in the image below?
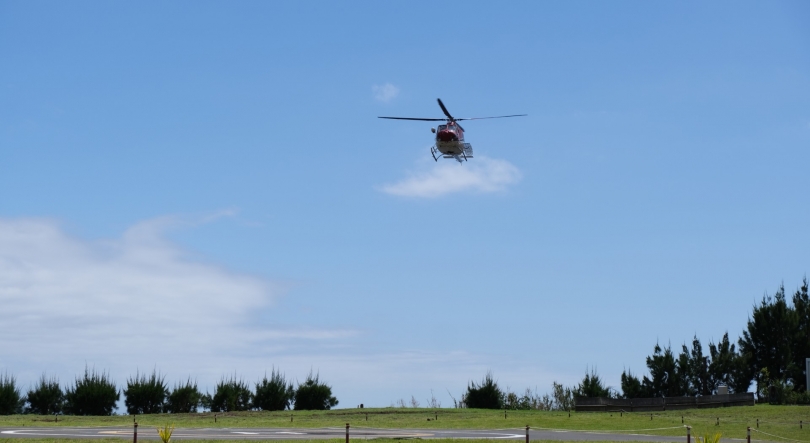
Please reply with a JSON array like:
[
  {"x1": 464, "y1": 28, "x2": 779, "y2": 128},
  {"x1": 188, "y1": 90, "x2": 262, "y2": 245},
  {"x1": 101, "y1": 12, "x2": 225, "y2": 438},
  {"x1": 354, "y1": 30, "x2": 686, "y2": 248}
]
[
  {"x1": 157, "y1": 423, "x2": 175, "y2": 443},
  {"x1": 25, "y1": 375, "x2": 63, "y2": 415},
  {"x1": 502, "y1": 387, "x2": 546, "y2": 410},
  {"x1": 253, "y1": 368, "x2": 294, "y2": 411},
  {"x1": 165, "y1": 379, "x2": 202, "y2": 413},
  {"x1": 0, "y1": 372, "x2": 24, "y2": 415},
  {"x1": 293, "y1": 372, "x2": 338, "y2": 410},
  {"x1": 551, "y1": 381, "x2": 575, "y2": 411},
  {"x1": 463, "y1": 372, "x2": 503, "y2": 409},
  {"x1": 697, "y1": 433, "x2": 722, "y2": 443},
  {"x1": 64, "y1": 367, "x2": 119, "y2": 416},
  {"x1": 124, "y1": 370, "x2": 167, "y2": 415},
  {"x1": 210, "y1": 376, "x2": 252, "y2": 412}
]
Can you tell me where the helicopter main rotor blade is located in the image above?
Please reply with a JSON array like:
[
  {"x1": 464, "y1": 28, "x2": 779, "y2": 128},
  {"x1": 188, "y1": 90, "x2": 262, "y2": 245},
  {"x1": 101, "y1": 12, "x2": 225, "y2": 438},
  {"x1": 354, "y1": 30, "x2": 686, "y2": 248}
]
[
  {"x1": 456, "y1": 114, "x2": 528, "y2": 121},
  {"x1": 378, "y1": 117, "x2": 447, "y2": 121},
  {"x1": 437, "y1": 98, "x2": 454, "y2": 120}
]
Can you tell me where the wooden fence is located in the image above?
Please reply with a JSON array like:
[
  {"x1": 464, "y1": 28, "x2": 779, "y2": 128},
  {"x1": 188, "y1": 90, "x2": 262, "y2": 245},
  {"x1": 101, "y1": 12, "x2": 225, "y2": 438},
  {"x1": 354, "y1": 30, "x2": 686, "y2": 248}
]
[{"x1": 574, "y1": 393, "x2": 755, "y2": 412}]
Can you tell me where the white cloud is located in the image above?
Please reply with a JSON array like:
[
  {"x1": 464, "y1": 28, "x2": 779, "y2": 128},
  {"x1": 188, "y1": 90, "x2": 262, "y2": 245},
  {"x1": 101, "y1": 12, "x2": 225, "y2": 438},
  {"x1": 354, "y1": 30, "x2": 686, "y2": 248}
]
[
  {"x1": 0, "y1": 216, "x2": 354, "y2": 386},
  {"x1": 372, "y1": 83, "x2": 400, "y2": 103},
  {"x1": 378, "y1": 156, "x2": 522, "y2": 198}
]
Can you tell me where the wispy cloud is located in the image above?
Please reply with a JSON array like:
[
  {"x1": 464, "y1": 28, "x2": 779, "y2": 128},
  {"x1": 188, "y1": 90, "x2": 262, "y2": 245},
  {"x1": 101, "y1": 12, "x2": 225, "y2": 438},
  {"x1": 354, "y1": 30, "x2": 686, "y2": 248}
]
[
  {"x1": 378, "y1": 156, "x2": 522, "y2": 198},
  {"x1": 0, "y1": 216, "x2": 353, "y2": 386},
  {"x1": 372, "y1": 83, "x2": 400, "y2": 103}
]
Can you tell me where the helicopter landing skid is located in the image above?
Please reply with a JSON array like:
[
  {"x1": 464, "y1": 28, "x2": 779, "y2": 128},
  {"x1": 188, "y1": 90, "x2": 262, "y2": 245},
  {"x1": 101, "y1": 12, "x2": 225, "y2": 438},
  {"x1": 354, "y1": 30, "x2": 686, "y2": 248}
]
[{"x1": 431, "y1": 144, "x2": 473, "y2": 163}]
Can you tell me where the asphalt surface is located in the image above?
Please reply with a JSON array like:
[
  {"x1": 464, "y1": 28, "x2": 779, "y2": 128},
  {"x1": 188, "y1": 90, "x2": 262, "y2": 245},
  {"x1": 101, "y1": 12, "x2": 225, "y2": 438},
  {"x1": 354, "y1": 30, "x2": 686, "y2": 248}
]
[{"x1": 0, "y1": 426, "x2": 695, "y2": 441}]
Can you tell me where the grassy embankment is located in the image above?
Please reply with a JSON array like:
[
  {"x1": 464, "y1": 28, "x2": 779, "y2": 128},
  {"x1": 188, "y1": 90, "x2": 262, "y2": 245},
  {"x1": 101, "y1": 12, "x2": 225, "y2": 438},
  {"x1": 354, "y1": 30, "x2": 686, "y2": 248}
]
[{"x1": 0, "y1": 405, "x2": 807, "y2": 442}]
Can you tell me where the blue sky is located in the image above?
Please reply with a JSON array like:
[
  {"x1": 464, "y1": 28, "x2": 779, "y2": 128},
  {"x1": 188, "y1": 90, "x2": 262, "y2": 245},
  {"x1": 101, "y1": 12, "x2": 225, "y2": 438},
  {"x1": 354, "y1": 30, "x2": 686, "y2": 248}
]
[{"x1": 1, "y1": 1, "x2": 809, "y2": 408}]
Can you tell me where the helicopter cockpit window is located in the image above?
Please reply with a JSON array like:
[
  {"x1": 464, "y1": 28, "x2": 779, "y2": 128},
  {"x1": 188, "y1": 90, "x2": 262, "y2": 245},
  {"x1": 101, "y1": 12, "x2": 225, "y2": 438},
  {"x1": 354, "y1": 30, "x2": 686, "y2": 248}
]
[{"x1": 437, "y1": 125, "x2": 447, "y2": 131}]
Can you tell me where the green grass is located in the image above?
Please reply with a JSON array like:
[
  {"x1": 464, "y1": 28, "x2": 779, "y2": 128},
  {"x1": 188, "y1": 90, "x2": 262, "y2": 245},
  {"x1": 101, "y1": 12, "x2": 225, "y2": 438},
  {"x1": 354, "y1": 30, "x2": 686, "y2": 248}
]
[
  {"x1": 0, "y1": 441, "x2": 665, "y2": 443},
  {"x1": 0, "y1": 405, "x2": 808, "y2": 441}
]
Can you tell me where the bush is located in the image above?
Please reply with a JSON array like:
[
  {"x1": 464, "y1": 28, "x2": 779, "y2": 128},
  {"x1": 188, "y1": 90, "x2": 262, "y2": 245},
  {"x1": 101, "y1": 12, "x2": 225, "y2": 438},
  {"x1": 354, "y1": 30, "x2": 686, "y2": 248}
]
[
  {"x1": 0, "y1": 372, "x2": 24, "y2": 415},
  {"x1": 124, "y1": 370, "x2": 167, "y2": 415},
  {"x1": 767, "y1": 378, "x2": 796, "y2": 405},
  {"x1": 293, "y1": 372, "x2": 338, "y2": 410},
  {"x1": 697, "y1": 433, "x2": 722, "y2": 443},
  {"x1": 157, "y1": 423, "x2": 175, "y2": 443},
  {"x1": 551, "y1": 381, "x2": 575, "y2": 411},
  {"x1": 502, "y1": 388, "x2": 547, "y2": 410},
  {"x1": 25, "y1": 375, "x2": 63, "y2": 415},
  {"x1": 64, "y1": 367, "x2": 119, "y2": 416},
  {"x1": 254, "y1": 368, "x2": 294, "y2": 411},
  {"x1": 211, "y1": 376, "x2": 252, "y2": 412},
  {"x1": 463, "y1": 372, "x2": 503, "y2": 409},
  {"x1": 165, "y1": 379, "x2": 202, "y2": 413}
]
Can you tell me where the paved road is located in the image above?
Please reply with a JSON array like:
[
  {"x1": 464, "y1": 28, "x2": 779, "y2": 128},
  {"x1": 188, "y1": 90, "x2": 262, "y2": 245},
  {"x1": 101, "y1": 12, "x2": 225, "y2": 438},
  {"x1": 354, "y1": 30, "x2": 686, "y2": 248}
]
[{"x1": 0, "y1": 426, "x2": 698, "y2": 441}]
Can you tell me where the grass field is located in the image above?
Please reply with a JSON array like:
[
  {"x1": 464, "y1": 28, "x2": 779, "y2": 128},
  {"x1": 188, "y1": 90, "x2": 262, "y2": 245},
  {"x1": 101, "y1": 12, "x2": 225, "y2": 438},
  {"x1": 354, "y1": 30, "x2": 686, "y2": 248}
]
[
  {"x1": 2, "y1": 440, "x2": 660, "y2": 443},
  {"x1": 0, "y1": 405, "x2": 807, "y2": 442}
]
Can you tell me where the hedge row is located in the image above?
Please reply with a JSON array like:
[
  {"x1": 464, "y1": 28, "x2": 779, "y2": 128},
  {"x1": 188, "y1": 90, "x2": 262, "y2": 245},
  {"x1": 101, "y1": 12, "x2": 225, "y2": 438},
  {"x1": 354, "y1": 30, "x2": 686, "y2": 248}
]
[{"x1": 0, "y1": 368, "x2": 337, "y2": 415}]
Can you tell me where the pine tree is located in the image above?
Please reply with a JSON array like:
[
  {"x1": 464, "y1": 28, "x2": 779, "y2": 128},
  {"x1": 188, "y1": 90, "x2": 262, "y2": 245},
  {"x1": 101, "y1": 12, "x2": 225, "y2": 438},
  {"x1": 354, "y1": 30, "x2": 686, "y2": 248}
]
[
  {"x1": 0, "y1": 373, "x2": 24, "y2": 415},
  {"x1": 25, "y1": 375, "x2": 63, "y2": 415},
  {"x1": 253, "y1": 368, "x2": 294, "y2": 411},
  {"x1": 124, "y1": 370, "x2": 167, "y2": 414},
  {"x1": 211, "y1": 376, "x2": 252, "y2": 412},
  {"x1": 462, "y1": 372, "x2": 503, "y2": 409},
  {"x1": 165, "y1": 379, "x2": 202, "y2": 413},
  {"x1": 575, "y1": 367, "x2": 612, "y2": 398},
  {"x1": 293, "y1": 372, "x2": 338, "y2": 410},
  {"x1": 64, "y1": 367, "x2": 119, "y2": 416}
]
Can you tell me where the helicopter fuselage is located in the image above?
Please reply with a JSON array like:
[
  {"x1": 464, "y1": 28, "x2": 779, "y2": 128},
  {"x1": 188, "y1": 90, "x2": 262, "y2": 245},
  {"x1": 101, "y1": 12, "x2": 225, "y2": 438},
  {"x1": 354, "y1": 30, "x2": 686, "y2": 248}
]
[{"x1": 435, "y1": 122, "x2": 466, "y2": 155}]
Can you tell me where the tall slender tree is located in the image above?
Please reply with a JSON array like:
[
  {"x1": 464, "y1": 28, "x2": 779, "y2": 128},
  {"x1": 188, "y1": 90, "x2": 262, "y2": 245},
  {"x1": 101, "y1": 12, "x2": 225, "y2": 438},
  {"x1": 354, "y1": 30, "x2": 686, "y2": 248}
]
[
  {"x1": 642, "y1": 343, "x2": 683, "y2": 397},
  {"x1": 739, "y1": 285, "x2": 799, "y2": 394},
  {"x1": 676, "y1": 346, "x2": 694, "y2": 396},
  {"x1": 685, "y1": 336, "x2": 711, "y2": 395}
]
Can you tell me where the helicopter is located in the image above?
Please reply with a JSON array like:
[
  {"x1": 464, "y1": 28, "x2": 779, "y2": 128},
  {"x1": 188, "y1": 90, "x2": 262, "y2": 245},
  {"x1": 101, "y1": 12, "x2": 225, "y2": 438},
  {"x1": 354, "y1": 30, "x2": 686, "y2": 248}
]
[{"x1": 379, "y1": 98, "x2": 526, "y2": 163}]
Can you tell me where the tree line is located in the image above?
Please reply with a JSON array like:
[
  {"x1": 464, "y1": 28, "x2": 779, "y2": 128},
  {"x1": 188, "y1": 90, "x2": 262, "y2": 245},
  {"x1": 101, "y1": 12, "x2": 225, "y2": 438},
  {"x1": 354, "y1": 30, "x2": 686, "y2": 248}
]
[
  {"x1": 616, "y1": 278, "x2": 810, "y2": 404},
  {"x1": 0, "y1": 368, "x2": 337, "y2": 415},
  {"x1": 460, "y1": 278, "x2": 810, "y2": 409}
]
